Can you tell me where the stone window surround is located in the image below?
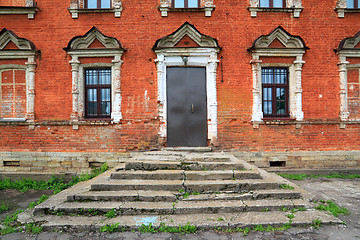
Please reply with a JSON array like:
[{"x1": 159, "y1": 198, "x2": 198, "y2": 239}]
[
  {"x1": 0, "y1": 0, "x2": 37, "y2": 19},
  {"x1": 67, "y1": 52, "x2": 123, "y2": 129},
  {"x1": 336, "y1": 38, "x2": 360, "y2": 123},
  {"x1": 65, "y1": 27, "x2": 124, "y2": 129},
  {"x1": 68, "y1": 0, "x2": 122, "y2": 18},
  {"x1": 0, "y1": 29, "x2": 37, "y2": 127},
  {"x1": 248, "y1": 0, "x2": 303, "y2": 18},
  {"x1": 159, "y1": 0, "x2": 215, "y2": 17},
  {"x1": 335, "y1": 0, "x2": 360, "y2": 18},
  {"x1": 249, "y1": 27, "x2": 308, "y2": 128}
]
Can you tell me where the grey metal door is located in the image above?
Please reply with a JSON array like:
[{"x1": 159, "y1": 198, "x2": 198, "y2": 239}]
[{"x1": 167, "y1": 67, "x2": 207, "y2": 147}]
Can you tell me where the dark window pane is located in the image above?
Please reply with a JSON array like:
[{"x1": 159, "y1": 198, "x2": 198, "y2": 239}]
[
  {"x1": 174, "y1": 0, "x2": 185, "y2": 8},
  {"x1": 87, "y1": 0, "x2": 97, "y2": 8},
  {"x1": 101, "y1": 102, "x2": 111, "y2": 115},
  {"x1": 101, "y1": 0, "x2": 111, "y2": 8},
  {"x1": 260, "y1": 0, "x2": 270, "y2": 7},
  {"x1": 188, "y1": 0, "x2": 198, "y2": 8},
  {"x1": 264, "y1": 101, "x2": 272, "y2": 115},
  {"x1": 101, "y1": 89, "x2": 111, "y2": 101}
]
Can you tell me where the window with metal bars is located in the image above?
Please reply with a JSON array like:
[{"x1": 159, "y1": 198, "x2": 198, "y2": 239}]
[
  {"x1": 259, "y1": 0, "x2": 286, "y2": 8},
  {"x1": 85, "y1": 68, "x2": 111, "y2": 119},
  {"x1": 347, "y1": 0, "x2": 360, "y2": 8},
  {"x1": 262, "y1": 67, "x2": 289, "y2": 118},
  {"x1": 172, "y1": 0, "x2": 200, "y2": 8},
  {"x1": 85, "y1": 0, "x2": 112, "y2": 9}
]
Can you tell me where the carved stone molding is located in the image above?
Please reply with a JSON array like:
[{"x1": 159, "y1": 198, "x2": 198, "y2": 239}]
[
  {"x1": 153, "y1": 22, "x2": 220, "y2": 144},
  {"x1": 68, "y1": 0, "x2": 122, "y2": 18},
  {"x1": 335, "y1": 0, "x2": 360, "y2": 18},
  {"x1": 0, "y1": 0, "x2": 37, "y2": 19},
  {"x1": 248, "y1": 26, "x2": 308, "y2": 125},
  {"x1": 159, "y1": 0, "x2": 215, "y2": 17},
  {"x1": 0, "y1": 29, "x2": 37, "y2": 124},
  {"x1": 335, "y1": 31, "x2": 360, "y2": 122},
  {"x1": 249, "y1": 0, "x2": 303, "y2": 18},
  {"x1": 64, "y1": 27, "x2": 124, "y2": 126}
]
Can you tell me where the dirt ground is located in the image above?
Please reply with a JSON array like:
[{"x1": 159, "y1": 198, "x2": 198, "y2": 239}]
[{"x1": 0, "y1": 178, "x2": 359, "y2": 240}]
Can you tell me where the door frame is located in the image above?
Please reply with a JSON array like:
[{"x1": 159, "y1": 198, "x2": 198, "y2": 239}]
[{"x1": 154, "y1": 48, "x2": 220, "y2": 145}]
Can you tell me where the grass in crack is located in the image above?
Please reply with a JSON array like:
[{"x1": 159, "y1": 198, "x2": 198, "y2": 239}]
[
  {"x1": 105, "y1": 209, "x2": 117, "y2": 219},
  {"x1": 311, "y1": 218, "x2": 322, "y2": 229},
  {"x1": 0, "y1": 204, "x2": 9, "y2": 213},
  {"x1": 139, "y1": 222, "x2": 197, "y2": 235},
  {"x1": 100, "y1": 223, "x2": 122, "y2": 233},
  {"x1": 25, "y1": 222, "x2": 42, "y2": 234},
  {"x1": 314, "y1": 200, "x2": 350, "y2": 217},
  {"x1": 280, "y1": 184, "x2": 294, "y2": 190}
]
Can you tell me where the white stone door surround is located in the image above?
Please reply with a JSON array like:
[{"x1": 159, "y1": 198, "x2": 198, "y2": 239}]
[{"x1": 153, "y1": 22, "x2": 220, "y2": 145}]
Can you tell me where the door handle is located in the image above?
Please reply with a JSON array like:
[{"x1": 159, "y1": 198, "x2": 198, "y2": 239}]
[{"x1": 191, "y1": 104, "x2": 194, "y2": 113}]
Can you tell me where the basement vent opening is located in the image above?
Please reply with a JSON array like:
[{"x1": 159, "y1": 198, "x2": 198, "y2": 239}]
[
  {"x1": 269, "y1": 161, "x2": 286, "y2": 167},
  {"x1": 3, "y1": 161, "x2": 20, "y2": 167},
  {"x1": 89, "y1": 161, "x2": 105, "y2": 169}
]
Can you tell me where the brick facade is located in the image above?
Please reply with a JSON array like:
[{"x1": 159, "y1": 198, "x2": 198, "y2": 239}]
[{"x1": 1, "y1": 0, "x2": 360, "y2": 171}]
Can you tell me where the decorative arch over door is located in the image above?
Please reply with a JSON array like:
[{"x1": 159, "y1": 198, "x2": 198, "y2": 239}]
[{"x1": 153, "y1": 22, "x2": 220, "y2": 146}]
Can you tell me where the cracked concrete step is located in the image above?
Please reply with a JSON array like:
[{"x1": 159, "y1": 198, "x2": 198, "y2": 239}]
[
  {"x1": 90, "y1": 179, "x2": 280, "y2": 192},
  {"x1": 110, "y1": 170, "x2": 261, "y2": 181},
  {"x1": 184, "y1": 179, "x2": 280, "y2": 193},
  {"x1": 91, "y1": 179, "x2": 184, "y2": 191},
  {"x1": 110, "y1": 170, "x2": 184, "y2": 180},
  {"x1": 36, "y1": 198, "x2": 309, "y2": 216},
  {"x1": 181, "y1": 189, "x2": 302, "y2": 201},
  {"x1": 125, "y1": 161, "x2": 244, "y2": 171},
  {"x1": 36, "y1": 210, "x2": 341, "y2": 232},
  {"x1": 67, "y1": 190, "x2": 177, "y2": 202},
  {"x1": 185, "y1": 170, "x2": 261, "y2": 180}
]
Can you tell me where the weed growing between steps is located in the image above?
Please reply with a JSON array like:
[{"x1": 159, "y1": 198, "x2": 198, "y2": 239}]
[
  {"x1": 0, "y1": 163, "x2": 109, "y2": 236},
  {"x1": 177, "y1": 189, "x2": 200, "y2": 199},
  {"x1": 279, "y1": 173, "x2": 360, "y2": 180},
  {"x1": 314, "y1": 200, "x2": 350, "y2": 217},
  {"x1": 280, "y1": 184, "x2": 295, "y2": 190},
  {"x1": 138, "y1": 222, "x2": 197, "y2": 235},
  {"x1": 0, "y1": 204, "x2": 9, "y2": 213}
]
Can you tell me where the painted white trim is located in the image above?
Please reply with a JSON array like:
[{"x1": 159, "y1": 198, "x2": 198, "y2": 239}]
[{"x1": 155, "y1": 48, "x2": 219, "y2": 144}]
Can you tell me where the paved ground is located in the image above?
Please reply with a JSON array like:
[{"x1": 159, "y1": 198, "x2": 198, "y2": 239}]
[{"x1": 1, "y1": 177, "x2": 359, "y2": 240}]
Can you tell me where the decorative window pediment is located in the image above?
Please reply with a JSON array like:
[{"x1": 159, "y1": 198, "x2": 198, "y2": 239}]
[
  {"x1": 249, "y1": 26, "x2": 308, "y2": 126},
  {"x1": 68, "y1": 0, "x2": 122, "y2": 19},
  {"x1": 64, "y1": 27, "x2": 124, "y2": 126},
  {"x1": 336, "y1": 31, "x2": 360, "y2": 122},
  {"x1": 64, "y1": 26, "x2": 124, "y2": 55},
  {"x1": 159, "y1": 0, "x2": 215, "y2": 17},
  {"x1": 0, "y1": 0, "x2": 37, "y2": 19},
  {"x1": 335, "y1": 0, "x2": 360, "y2": 18},
  {"x1": 0, "y1": 29, "x2": 37, "y2": 124},
  {"x1": 153, "y1": 22, "x2": 220, "y2": 50},
  {"x1": 248, "y1": 0, "x2": 303, "y2": 18}
]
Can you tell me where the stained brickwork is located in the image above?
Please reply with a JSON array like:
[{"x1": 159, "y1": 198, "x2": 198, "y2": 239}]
[{"x1": 0, "y1": 0, "x2": 360, "y2": 163}]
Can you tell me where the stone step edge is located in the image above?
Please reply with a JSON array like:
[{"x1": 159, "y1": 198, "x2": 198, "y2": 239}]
[{"x1": 20, "y1": 211, "x2": 342, "y2": 232}]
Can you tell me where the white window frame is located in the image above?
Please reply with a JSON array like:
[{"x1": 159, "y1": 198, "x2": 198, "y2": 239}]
[
  {"x1": 336, "y1": 31, "x2": 360, "y2": 122},
  {"x1": 249, "y1": 26, "x2": 308, "y2": 127},
  {"x1": 65, "y1": 27, "x2": 124, "y2": 128},
  {"x1": 68, "y1": 0, "x2": 122, "y2": 18},
  {"x1": 248, "y1": 0, "x2": 303, "y2": 18},
  {"x1": 0, "y1": 29, "x2": 37, "y2": 125}
]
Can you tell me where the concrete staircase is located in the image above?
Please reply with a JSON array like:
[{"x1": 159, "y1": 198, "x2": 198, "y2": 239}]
[{"x1": 20, "y1": 150, "x2": 341, "y2": 231}]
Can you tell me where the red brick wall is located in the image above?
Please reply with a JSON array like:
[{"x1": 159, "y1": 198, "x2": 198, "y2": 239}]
[{"x1": 0, "y1": 0, "x2": 359, "y2": 152}]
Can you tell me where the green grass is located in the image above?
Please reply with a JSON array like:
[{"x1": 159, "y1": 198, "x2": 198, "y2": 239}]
[
  {"x1": 279, "y1": 173, "x2": 360, "y2": 181},
  {"x1": 280, "y1": 184, "x2": 294, "y2": 190},
  {"x1": 139, "y1": 222, "x2": 197, "y2": 235},
  {"x1": 100, "y1": 223, "x2": 122, "y2": 233},
  {"x1": 0, "y1": 163, "x2": 108, "y2": 194},
  {"x1": 105, "y1": 209, "x2": 117, "y2": 219},
  {"x1": 0, "y1": 204, "x2": 9, "y2": 213},
  {"x1": 314, "y1": 200, "x2": 350, "y2": 217},
  {"x1": 0, "y1": 163, "x2": 109, "y2": 236}
]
